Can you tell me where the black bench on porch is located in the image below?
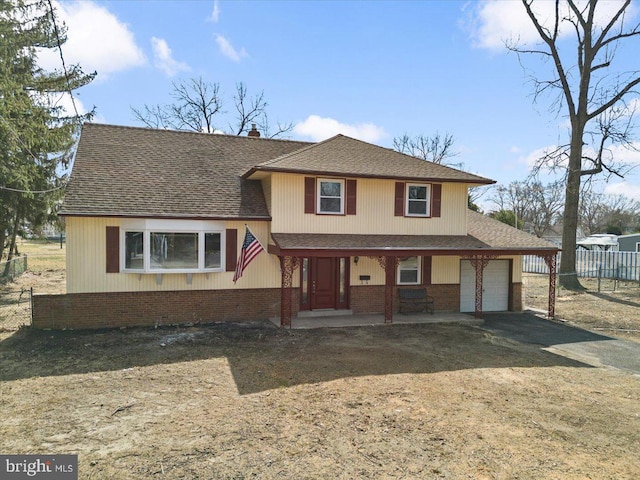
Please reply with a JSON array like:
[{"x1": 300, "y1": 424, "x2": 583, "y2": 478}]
[{"x1": 398, "y1": 288, "x2": 435, "y2": 315}]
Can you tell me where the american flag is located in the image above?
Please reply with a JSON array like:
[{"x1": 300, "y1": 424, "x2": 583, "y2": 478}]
[{"x1": 233, "y1": 227, "x2": 264, "y2": 283}]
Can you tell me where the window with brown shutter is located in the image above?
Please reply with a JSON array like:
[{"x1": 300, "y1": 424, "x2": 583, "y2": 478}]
[
  {"x1": 422, "y1": 256, "x2": 432, "y2": 285},
  {"x1": 226, "y1": 229, "x2": 237, "y2": 272},
  {"x1": 431, "y1": 184, "x2": 442, "y2": 217},
  {"x1": 346, "y1": 179, "x2": 357, "y2": 215},
  {"x1": 304, "y1": 177, "x2": 316, "y2": 214},
  {"x1": 394, "y1": 182, "x2": 405, "y2": 216},
  {"x1": 106, "y1": 226, "x2": 120, "y2": 273}
]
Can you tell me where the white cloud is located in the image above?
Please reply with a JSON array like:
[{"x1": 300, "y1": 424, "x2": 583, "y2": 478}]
[
  {"x1": 208, "y1": 0, "x2": 220, "y2": 23},
  {"x1": 604, "y1": 181, "x2": 640, "y2": 201},
  {"x1": 215, "y1": 34, "x2": 247, "y2": 62},
  {"x1": 518, "y1": 145, "x2": 563, "y2": 170},
  {"x1": 151, "y1": 37, "x2": 190, "y2": 77},
  {"x1": 36, "y1": 1, "x2": 146, "y2": 77},
  {"x1": 294, "y1": 115, "x2": 387, "y2": 143},
  {"x1": 467, "y1": 0, "x2": 635, "y2": 50},
  {"x1": 50, "y1": 92, "x2": 87, "y2": 117},
  {"x1": 608, "y1": 142, "x2": 640, "y2": 165}
]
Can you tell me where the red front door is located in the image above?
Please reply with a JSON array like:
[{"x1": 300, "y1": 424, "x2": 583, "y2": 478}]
[{"x1": 311, "y1": 257, "x2": 336, "y2": 309}]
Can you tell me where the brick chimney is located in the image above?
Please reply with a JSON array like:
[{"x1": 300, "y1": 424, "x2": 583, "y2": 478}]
[{"x1": 247, "y1": 124, "x2": 261, "y2": 137}]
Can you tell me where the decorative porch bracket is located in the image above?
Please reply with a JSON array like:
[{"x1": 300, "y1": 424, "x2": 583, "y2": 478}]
[
  {"x1": 464, "y1": 254, "x2": 497, "y2": 319},
  {"x1": 541, "y1": 253, "x2": 557, "y2": 319},
  {"x1": 369, "y1": 256, "x2": 398, "y2": 324},
  {"x1": 279, "y1": 255, "x2": 299, "y2": 328}
]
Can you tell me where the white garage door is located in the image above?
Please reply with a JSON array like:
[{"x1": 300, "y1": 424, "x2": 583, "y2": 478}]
[{"x1": 460, "y1": 260, "x2": 509, "y2": 313}]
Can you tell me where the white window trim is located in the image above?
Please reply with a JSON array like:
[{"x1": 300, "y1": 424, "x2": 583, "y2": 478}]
[
  {"x1": 121, "y1": 219, "x2": 225, "y2": 274},
  {"x1": 405, "y1": 183, "x2": 431, "y2": 217},
  {"x1": 317, "y1": 178, "x2": 345, "y2": 215},
  {"x1": 397, "y1": 256, "x2": 421, "y2": 285}
]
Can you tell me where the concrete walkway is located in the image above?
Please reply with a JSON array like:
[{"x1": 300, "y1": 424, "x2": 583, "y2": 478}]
[{"x1": 271, "y1": 312, "x2": 482, "y2": 329}]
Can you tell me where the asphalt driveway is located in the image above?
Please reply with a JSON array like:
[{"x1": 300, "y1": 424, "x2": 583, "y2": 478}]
[{"x1": 480, "y1": 312, "x2": 640, "y2": 375}]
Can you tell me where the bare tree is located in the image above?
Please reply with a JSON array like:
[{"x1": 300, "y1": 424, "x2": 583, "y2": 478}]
[
  {"x1": 511, "y1": 0, "x2": 640, "y2": 289},
  {"x1": 580, "y1": 188, "x2": 640, "y2": 234},
  {"x1": 490, "y1": 178, "x2": 565, "y2": 237},
  {"x1": 490, "y1": 181, "x2": 531, "y2": 229},
  {"x1": 393, "y1": 132, "x2": 457, "y2": 164},
  {"x1": 131, "y1": 77, "x2": 293, "y2": 137}
]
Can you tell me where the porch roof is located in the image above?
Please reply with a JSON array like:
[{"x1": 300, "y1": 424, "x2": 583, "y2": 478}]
[{"x1": 269, "y1": 211, "x2": 559, "y2": 257}]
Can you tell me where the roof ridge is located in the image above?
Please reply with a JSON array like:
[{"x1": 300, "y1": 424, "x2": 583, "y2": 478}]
[
  {"x1": 82, "y1": 122, "x2": 314, "y2": 145},
  {"x1": 256, "y1": 133, "x2": 343, "y2": 167}
]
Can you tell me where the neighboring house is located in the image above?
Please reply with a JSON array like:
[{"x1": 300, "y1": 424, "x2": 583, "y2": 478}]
[
  {"x1": 577, "y1": 234, "x2": 619, "y2": 251},
  {"x1": 618, "y1": 233, "x2": 640, "y2": 252},
  {"x1": 32, "y1": 123, "x2": 559, "y2": 329}
]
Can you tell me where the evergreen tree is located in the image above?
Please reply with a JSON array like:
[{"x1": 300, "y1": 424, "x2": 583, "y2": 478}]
[{"x1": 0, "y1": 0, "x2": 95, "y2": 270}]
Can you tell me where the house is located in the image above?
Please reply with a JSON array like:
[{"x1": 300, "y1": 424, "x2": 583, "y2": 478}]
[
  {"x1": 617, "y1": 233, "x2": 640, "y2": 252},
  {"x1": 31, "y1": 123, "x2": 559, "y2": 329},
  {"x1": 577, "y1": 234, "x2": 619, "y2": 251}
]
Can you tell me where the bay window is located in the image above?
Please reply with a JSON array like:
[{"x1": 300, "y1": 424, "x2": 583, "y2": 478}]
[{"x1": 121, "y1": 219, "x2": 225, "y2": 273}]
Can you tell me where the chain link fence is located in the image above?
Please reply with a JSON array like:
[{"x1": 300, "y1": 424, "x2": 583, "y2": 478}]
[
  {"x1": 0, "y1": 256, "x2": 28, "y2": 282},
  {"x1": 0, "y1": 288, "x2": 32, "y2": 331}
]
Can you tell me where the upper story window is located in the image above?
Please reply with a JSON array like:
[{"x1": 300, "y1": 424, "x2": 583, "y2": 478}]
[
  {"x1": 318, "y1": 178, "x2": 344, "y2": 214},
  {"x1": 406, "y1": 184, "x2": 430, "y2": 217},
  {"x1": 395, "y1": 182, "x2": 441, "y2": 218},
  {"x1": 397, "y1": 256, "x2": 421, "y2": 285},
  {"x1": 121, "y1": 219, "x2": 224, "y2": 273}
]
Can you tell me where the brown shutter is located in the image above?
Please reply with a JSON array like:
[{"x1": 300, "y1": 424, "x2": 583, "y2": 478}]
[
  {"x1": 431, "y1": 184, "x2": 442, "y2": 217},
  {"x1": 346, "y1": 179, "x2": 357, "y2": 215},
  {"x1": 106, "y1": 226, "x2": 120, "y2": 273},
  {"x1": 226, "y1": 229, "x2": 238, "y2": 272},
  {"x1": 394, "y1": 182, "x2": 405, "y2": 216},
  {"x1": 304, "y1": 177, "x2": 316, "y2": 214},
  {"x1": 422, "y1": 256, "x2": 432, "y2": 286}
]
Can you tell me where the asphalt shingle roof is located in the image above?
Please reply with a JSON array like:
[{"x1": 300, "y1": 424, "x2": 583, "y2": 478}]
[
  {"x1": 60, "y1": 123, "x2": 311, "y2": 218},
  {"x1": 270, "y1": 211, "x2": 558, "y2": 253},
  {"x1": 245, "y1": 134, "x2": 495, "y2": 185}
]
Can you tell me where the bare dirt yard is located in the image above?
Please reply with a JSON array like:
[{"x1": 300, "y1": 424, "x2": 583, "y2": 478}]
[{"x1": 0, "y1": 243, "x2": 639, "y2": 479}]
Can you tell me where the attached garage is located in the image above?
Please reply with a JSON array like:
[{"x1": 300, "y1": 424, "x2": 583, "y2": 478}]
[{"x1": 460, "y1": 259, "x2": 509, "y2": 313}]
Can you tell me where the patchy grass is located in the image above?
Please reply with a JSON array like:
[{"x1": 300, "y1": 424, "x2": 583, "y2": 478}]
[
  {"x1": 524, "y1": 273, "x2": 640, "y2": 342},
  {"x1": 0, "y1": 248, "x2": 639, "y2": 478},
  {"x1": 1, "y1": 238, "x2": 65, "y2": 295},
  {"x1": 1, "y1": 322, "x2": 639, "y2": 479}
]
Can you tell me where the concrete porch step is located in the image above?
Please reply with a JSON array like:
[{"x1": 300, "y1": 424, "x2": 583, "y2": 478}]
[{"x1": 296, "y1": 309, "x2": 354, "y2": 318}]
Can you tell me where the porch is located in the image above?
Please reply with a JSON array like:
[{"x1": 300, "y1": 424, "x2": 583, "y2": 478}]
[{"x1": 270, "y1": 311, "x2": 483, "y2": 329}]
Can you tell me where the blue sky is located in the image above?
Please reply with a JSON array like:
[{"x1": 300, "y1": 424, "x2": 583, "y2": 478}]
[{"x1": 39, "y1": 0, "x2": 640, "y2": 206}]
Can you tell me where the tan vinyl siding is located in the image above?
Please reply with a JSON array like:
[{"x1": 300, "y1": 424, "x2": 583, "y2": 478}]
[
  {"x1": 270, "y1": 173, "x2": 468, "y2": 235},
  {"x1": 66, "y1": 217, "x2": 282, "y2": 294},
  {"x1": 350, "y1": 256, "x2": 385, "y2": 285},
  {"x1": 432, "y1": 256, "x2": 461, "y2": 284},
  {"x1": 510, "y1": 255, "x2": 522, "y2": 282},
  {"x1": 261, "y1": 176, "x2": 272, "y2": 215}
]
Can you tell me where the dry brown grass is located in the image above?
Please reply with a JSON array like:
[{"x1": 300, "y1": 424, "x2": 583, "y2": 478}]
[
  {"x1": 524, "y1": 273, "x2": 640, "y2": 342},
  {"x1": 0, "y1": 247, "x2": 639, "y2": 478},
  {"x1": 0, "y1": 238, "x2": 65, "y2": 296}
]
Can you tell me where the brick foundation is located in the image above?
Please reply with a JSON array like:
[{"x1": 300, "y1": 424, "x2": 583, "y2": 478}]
[
  {"x1": 510, "y1": 282, "x2": 523, "y2": 312},
  {"x1": 350, "y1": 285, "x2": 386, "y2": 314},
  {"x1": 32, "y1": 289, "x2": 281, "y2": 330},
  {"x1": 33, "y1": 282, "x2": 524, "y2": 330},
  {"x1": 350, "y1": 284, "x2": 462, "y2": 314}
]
